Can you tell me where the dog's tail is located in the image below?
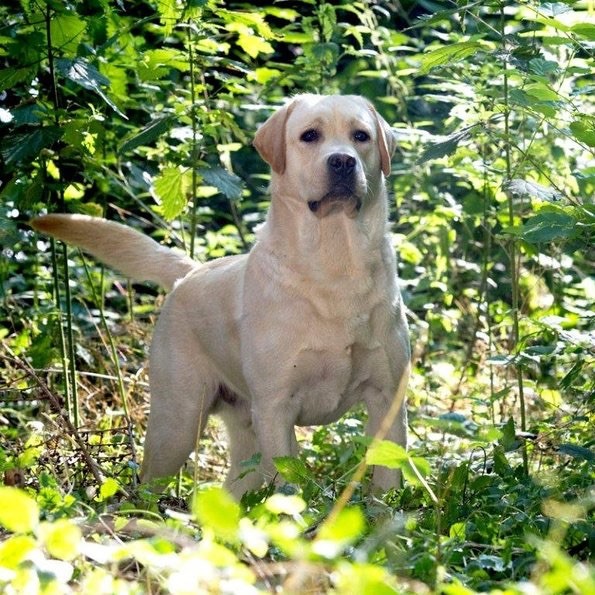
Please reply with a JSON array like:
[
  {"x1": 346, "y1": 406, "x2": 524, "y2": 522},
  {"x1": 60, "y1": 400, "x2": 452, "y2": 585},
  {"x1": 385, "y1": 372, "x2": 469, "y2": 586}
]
[{"x1": 30, "y1": 214, "x2": 196, "y2": 291}]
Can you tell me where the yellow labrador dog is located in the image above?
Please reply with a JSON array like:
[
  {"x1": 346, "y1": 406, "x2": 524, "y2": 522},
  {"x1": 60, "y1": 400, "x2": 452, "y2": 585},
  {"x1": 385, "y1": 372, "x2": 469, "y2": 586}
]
[{"x1": 32, "y1": 94, "x2": 410, "y2": 498}]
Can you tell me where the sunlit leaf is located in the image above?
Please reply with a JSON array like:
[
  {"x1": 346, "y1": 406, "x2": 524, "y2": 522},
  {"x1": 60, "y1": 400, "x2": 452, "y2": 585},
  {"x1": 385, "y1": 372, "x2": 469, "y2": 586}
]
[
  {"x1": 50, "y1": 14, "x2": 86, "y2": 55},
  {"x1": 153, "y1": 166, "x2": 191, "y2": 220},
  {"x1": 98, "y1": 478, "x2": 121, "y2": 501},
  {"x1": 366, "y1": 440, "x2": 407, "y2": 468},
  {"x1": 193, "y1": 486, "x2": 240, "y2": 543},
  {"x1": 0, "y1": 535, "x2": 37, "y2": 568},
  {"x1": 570, "y1": 117, "x2": 595, "y2": 147},
  {"x1": 0, "y1": 487, "x2": 39, "y2": 533},
  {"x1": 237, "y1": 33, "x2": 274, "y2": 59},
  {"x1": 314, "y1": 507, "x2": 366, "y2": 557},
  {"x1": 503, "y1": 179, "x2": 562, "y2": 202},
  {"x1": 419, "y1": 41, "x2": 484, "y2": 74},
  {"x1": 265, "y1": 494, "x2": 306, "y2": 515},
  {"x1": 273, "y1": 456, "x2": 313, "y2": 484},
  {"x1": 40, "y1": 519, "x2": 82, "y2": 561}
]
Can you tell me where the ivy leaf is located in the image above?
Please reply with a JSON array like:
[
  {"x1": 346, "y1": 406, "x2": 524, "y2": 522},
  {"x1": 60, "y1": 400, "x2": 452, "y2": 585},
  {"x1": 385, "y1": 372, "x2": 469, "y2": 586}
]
[
  {"x1": 119, "y1": 116, "x2": 173, "y2": 153},
  {"x1": 153, "y1": 166, "x2": 190, "y2": 220},
  {"x1": 419, "y1": 41, "x2": 484, "y2": 74},
  {"x1": 56, "y1": 58, "x2": 126, "y2": 118},
  {"x1": 198, "y1": 166, "x2": 244, "y2": 201}
]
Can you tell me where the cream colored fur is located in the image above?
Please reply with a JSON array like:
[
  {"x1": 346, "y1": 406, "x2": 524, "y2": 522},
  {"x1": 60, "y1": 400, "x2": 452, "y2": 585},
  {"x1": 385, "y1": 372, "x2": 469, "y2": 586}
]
[{"x1": 31, "y1": 94, "x2": 410, "y2": 498}]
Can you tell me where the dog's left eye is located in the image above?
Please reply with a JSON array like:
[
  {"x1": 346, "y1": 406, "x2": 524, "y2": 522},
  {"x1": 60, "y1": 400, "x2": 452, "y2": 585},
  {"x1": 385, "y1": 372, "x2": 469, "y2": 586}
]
[{"x1": 353, "y1": 130, "x2": 370, "y2": 142}]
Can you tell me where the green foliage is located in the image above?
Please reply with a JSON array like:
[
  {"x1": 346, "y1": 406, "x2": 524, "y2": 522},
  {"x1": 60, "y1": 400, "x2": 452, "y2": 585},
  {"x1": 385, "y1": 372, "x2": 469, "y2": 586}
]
[{"x1": 0, "y1": 0, "x2": 593, "y2": 593}]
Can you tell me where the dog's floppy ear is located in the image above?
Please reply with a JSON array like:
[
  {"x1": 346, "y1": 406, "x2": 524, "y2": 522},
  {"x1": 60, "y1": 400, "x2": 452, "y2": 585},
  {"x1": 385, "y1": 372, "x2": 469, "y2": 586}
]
[
  {"x1": 369, "y1": 104, "x2": 398, "y2": 177},
  {"x1": 253, "y1": 99, "x2": 297, "y2": 174}
]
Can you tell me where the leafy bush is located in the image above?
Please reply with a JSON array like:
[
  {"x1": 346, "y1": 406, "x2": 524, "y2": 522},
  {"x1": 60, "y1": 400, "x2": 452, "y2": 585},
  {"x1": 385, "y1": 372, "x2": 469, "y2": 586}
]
[{"x1": 1, "y1": 0, "x2": 593, "y2": 593}]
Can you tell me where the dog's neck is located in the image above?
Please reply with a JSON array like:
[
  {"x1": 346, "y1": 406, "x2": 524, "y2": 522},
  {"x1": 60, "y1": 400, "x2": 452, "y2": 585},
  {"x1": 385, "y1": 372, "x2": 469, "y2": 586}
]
[{"x1": 257, "y1": 188, "x2": 392, "y2": 279}]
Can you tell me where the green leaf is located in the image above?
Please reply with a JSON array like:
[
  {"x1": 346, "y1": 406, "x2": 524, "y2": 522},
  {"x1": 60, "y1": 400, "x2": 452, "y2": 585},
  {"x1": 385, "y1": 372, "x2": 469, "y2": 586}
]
[
  {"x1": 402, "y1": 456, "x2": 431, "y2": 486},
  {"x1": 0, "y1": 487, "x2": 39, "y2": 533},
  {"x1": 0, "y1": 127, "x2": 62, "y2": 169},
  {"x1": 521, "y1": 211, "x2": 577, "y2": 243},
  {"x1": 419, "y1": 41, "x2": 484, "y2": 74},
  {"x1": 499, "y1": 418, "x2": 519, "y2": 452},
  {"x1": 417, "y1": 128, "x2": 471, "y2": 164},
  {"x1": 237, "y1": 33, "x2": 274, "y2": 59},
  {"x1": 0, "y1": 67, "x2": 36, "y2": 90},
  {"x1": 193, "y1": 486, "x2": 240, "y2": 543},
  {"x1": 273, "y1": 456, "x2": 313, "y2": 484},
  {"x1": 50, "y1": 14, "x2": 87, "y2": 55},
  {"x1": 265, "y1": 494, "x2": 306, "y2": 515},
  {"x1": 156, "y1": 0, "x2": 182, "y2": 35},
  {"x1": 320, "y1": 507, "x2": 365, "y2": 542},
  {"x1": 449, "y1": 521, "x2": 467, "y2": 540},
  {"x1": 557, "y1": 443, "x2": 594, "y2": 463},
  {"x1": 40, "y1": 519, "x2": 82, "y2": 561},
  {"x1": 524, "y1": 82, "x2": 560, "y2": 101},
  {"x1": 570, "y1": 117, "x2": 595, "y2": 147},
  {"x1": 198, "y1": 167, "x2": 244, "y2": 201},
  {"x1": 119, "y1": 117, "x2": 173, "y2": 153},
  {"x1": 55, "y1": 58, "x2": 126, "y2": 118},
  {"x1": 503, "y1": 179, "x2": 561, "y2": 202},
  {"x1": 153, "y1": 166, "x2": 190, "y2": 220},
  {"x1": 0, "y1": 535, "x2": 37, "y2": 569},
  {"x1": 571, "y1": 23, "x2": 595, "y2": 41},
  {"x1": 98, "y1": 478, "x2": 121, "y2": 501},
  {"x1": 366, "y1": 440, "x2": 407, "y2": 468}
]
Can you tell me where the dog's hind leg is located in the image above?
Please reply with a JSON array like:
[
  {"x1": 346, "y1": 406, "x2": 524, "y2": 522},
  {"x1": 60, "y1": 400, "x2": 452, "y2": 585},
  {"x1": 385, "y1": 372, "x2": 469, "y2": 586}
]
[{"x1": 140, "y1": 302, "x2": 218, "y2": 483}]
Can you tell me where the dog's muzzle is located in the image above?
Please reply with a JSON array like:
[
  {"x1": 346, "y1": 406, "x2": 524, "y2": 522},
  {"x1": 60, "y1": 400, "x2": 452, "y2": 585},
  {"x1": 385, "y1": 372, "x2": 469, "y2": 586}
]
[{"x1": 308, "y1": 153, "x2": 362, "y2": 219}]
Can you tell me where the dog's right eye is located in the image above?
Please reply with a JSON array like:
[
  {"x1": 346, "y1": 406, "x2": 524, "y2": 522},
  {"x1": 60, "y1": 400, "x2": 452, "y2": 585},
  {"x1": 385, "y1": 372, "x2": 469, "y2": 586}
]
[{"x1": 300, "y1": 129, "x2": 320, "y2": 143}]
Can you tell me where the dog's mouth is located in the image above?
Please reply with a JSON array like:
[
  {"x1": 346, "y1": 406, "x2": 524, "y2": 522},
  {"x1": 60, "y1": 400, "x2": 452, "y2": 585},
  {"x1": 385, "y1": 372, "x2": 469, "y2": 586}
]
[{"x1": 308, "y1": 187, "x2": 362, "y2": 219}]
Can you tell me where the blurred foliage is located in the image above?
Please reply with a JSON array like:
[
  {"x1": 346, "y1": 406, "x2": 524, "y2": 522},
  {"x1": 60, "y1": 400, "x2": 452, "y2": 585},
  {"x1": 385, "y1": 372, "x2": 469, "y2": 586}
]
[{"x1": 0, "y1": 0, "x2": 593, "y2": 593}]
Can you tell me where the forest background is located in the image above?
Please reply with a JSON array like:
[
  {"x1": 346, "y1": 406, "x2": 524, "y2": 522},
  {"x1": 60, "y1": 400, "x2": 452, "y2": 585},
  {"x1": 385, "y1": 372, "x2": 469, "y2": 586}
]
[{"x1": 0, "y1": 0, "x2": 593, "y2": 593}]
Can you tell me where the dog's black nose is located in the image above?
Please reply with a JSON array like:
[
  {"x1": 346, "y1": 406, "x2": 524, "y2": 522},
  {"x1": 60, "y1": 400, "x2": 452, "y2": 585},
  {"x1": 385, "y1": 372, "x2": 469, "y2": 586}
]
[{"x1": 328, "y1": 153, "x2": 356, "y2": 176}]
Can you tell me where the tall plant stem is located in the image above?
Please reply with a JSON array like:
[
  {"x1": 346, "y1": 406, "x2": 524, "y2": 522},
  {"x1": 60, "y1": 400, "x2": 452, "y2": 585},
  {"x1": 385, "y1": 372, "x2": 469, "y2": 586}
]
[
  {"x1": 187, "y1": 25, "x2": 199, "y2": 260},
  {"x1": 500, "y1": 2, "x2": 528, "y2": 475},
  {"x1": 45, "y1": 5, "x2": 79, "y2": 427}
]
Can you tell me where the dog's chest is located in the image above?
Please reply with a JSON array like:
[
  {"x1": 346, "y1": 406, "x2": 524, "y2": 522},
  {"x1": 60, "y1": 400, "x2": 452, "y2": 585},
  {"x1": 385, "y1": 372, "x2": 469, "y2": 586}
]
[{"x1": 290, "y1": 295, "x2": 397, "y2": 425}]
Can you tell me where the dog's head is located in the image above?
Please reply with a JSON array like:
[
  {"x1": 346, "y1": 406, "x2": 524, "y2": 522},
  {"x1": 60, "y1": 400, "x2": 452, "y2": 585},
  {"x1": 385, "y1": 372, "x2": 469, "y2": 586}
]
[{"x1": 253, "y1": 94, "x2": 397, "y2": 219}]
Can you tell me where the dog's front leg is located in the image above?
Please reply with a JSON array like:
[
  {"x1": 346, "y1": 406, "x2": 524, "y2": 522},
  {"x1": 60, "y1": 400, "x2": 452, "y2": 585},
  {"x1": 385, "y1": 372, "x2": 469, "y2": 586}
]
[
  {"x1": 364, "y1": 368, "x2": 409, "y2": 493},
  {"x1": 251, "y1": 399, "x2": 300, "y2": 489}
]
